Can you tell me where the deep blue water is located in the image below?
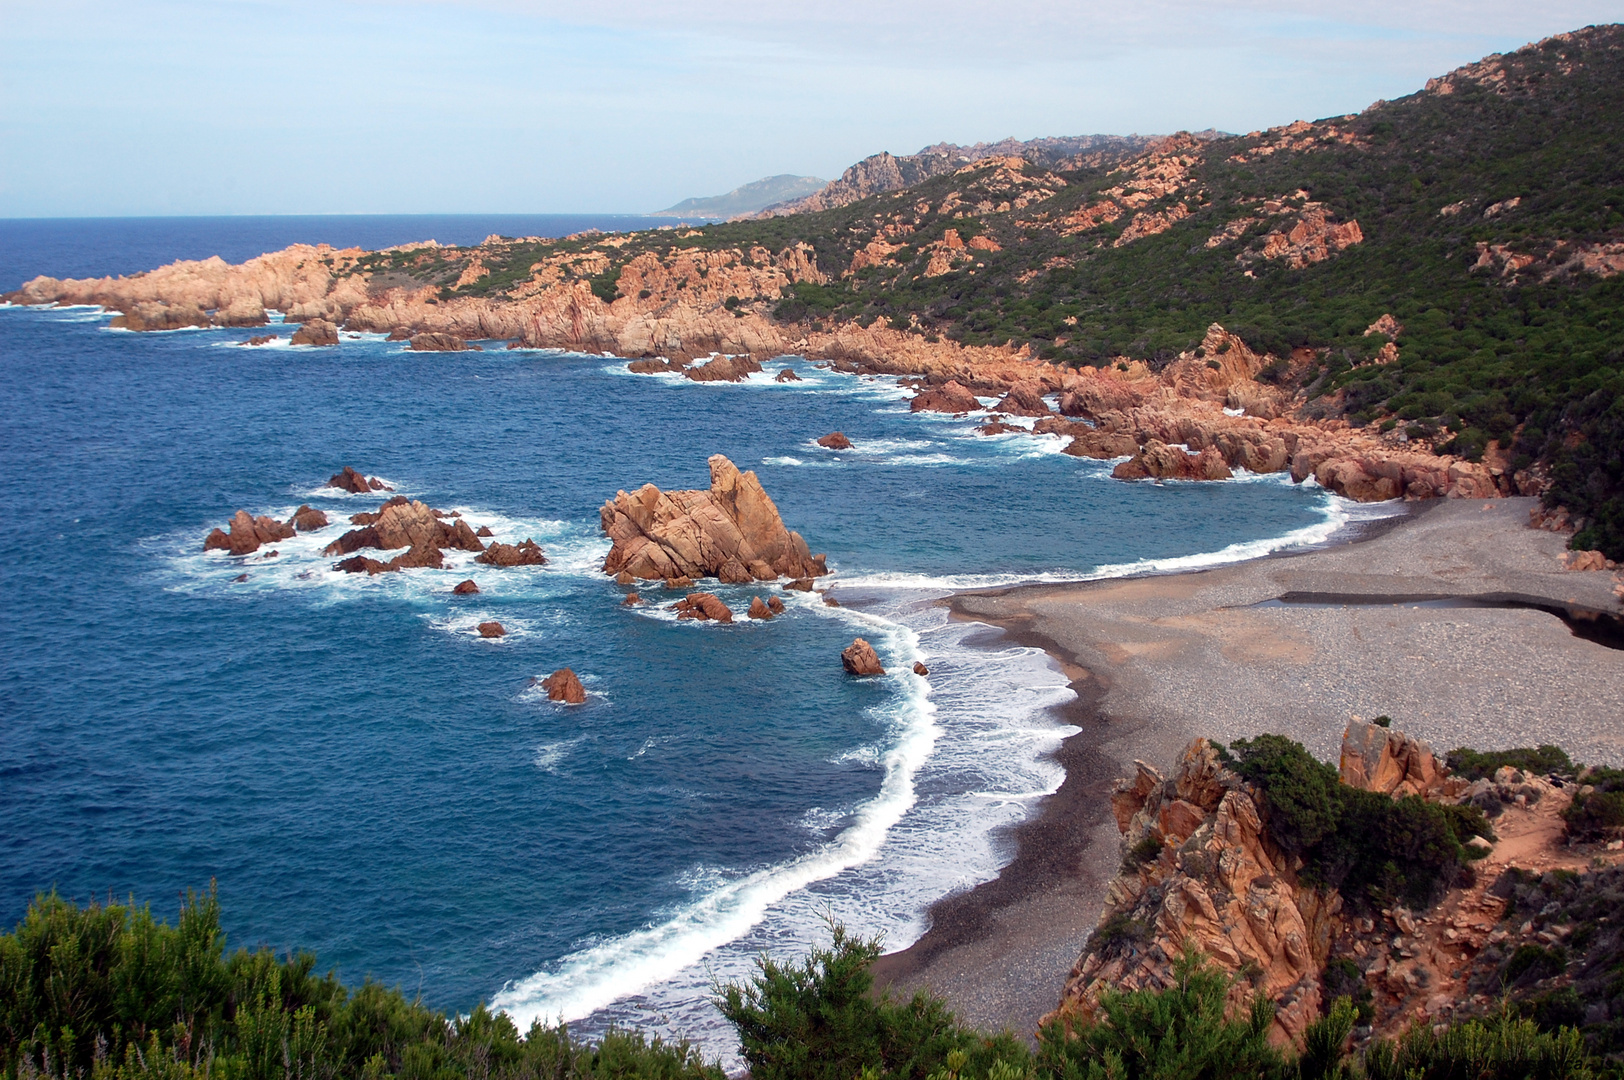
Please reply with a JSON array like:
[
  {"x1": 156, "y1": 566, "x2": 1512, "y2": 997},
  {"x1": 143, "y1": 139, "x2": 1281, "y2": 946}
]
[{"x1": 0, "y1": 218, "x2": 1355, "y2": 1056}]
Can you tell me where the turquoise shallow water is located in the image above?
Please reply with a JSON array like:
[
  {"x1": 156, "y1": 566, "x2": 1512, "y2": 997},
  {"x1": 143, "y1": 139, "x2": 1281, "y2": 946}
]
[{"x1": 0, "y1": 218, "x2": 1361, "y2": 1057}]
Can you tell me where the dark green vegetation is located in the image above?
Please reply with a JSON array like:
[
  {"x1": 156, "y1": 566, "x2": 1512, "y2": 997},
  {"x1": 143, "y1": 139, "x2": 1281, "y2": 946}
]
[
  {"x1": 1447, "y1": 745, "x2": 1578, "y2": 781},
  {"x1": 1221, "y1": 735, "x2": 1494, "y2": 910},
  {"x1": 1477, "y1": 865, "x2": 1624, "y2": 1065},
  {"x1": 5, "y1": 891, "x2": 1614, "y2": 1080},
  {"x1": 366, "y1": 27, "x2": 1623, "y2": 554},
  {"x1": 1565, "y1": 767, "x2": 1624, "y2": 839},
  {"x1": 0, "y1": 889, "x2": 721, "y2": 1080}
]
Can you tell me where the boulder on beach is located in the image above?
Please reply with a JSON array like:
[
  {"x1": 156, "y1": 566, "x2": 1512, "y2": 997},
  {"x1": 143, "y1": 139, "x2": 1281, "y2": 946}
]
[
  {"x1": 913, "y1": 662, "x2": 929, "y2": 676},
  {"x1": 909, "y1": 380, "x2": 980, "y2": 414},
  {"x1": 841, "y1": 638, "x2": 885, "y2": 676},
  {"x1": 478, "y1": 621, "x2": 506, "y2": 638},
  {"x1": 775, "y1": 368, "x2": 802, "y2": 382},
  {"x1": 453, "y1": 579, "x2": 480, "y2": 594},
  {"x1": 475, "y1": 539, "x2": 547, "y2": 566},
  {"x1": 327, "y1": 466, "x2": 391, "y2": 494},
  {"x1": 290, "y1": 319, "x2": 339, "y2": 347},
  {"x1": 287, "y1": 505, "x2": 329, "y2": 532},
  {"x1": 540, "y1": 668, "x2": 587, "y2": 704},
  {"x1": 817, "y1": 432, "x2": 853, "y2": 450},
  {"x1": 672, "y1": 592, "x2": 734, "y2": 623},
  {"x1": 600, "y1": 454, "x2": 828, "y2": 583}
]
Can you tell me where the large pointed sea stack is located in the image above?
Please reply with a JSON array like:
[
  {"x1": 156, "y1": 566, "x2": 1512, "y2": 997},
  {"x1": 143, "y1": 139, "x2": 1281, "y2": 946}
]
[{"x1": 599, "y1": 454, "x2": 828, "y2": 582}]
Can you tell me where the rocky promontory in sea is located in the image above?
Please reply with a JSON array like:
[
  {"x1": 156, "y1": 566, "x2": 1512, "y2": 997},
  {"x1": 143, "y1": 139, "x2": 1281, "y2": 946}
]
[{"x1": 599, "y1": 454, "x2": 827, "y2": 583}]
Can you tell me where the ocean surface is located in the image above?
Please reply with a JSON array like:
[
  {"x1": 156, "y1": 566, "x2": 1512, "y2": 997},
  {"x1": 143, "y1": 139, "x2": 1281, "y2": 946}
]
[{"x1": 0, "y1": 217, "x2": 1376, "y2": 1060}]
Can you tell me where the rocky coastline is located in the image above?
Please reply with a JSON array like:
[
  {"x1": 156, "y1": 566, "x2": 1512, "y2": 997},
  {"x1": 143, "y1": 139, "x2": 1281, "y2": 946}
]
[{"x1": 6, "y1": 242, "x2": 1524, "y2": 510}]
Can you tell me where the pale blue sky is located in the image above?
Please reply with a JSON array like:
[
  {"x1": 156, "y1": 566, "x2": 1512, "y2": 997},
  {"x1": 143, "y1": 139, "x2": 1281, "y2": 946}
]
[{"x1": 2, "y1": 0, "x2": 1620, "y2": 216}]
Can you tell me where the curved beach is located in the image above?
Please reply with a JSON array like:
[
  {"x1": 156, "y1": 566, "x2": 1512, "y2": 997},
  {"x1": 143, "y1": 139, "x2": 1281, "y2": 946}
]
[{"x1": 872, "y1": 496, "x2": 1624, "y2": 1037}]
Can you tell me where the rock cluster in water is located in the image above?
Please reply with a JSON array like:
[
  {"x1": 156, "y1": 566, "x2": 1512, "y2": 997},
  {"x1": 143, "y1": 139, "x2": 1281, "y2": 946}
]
[{"x1": 599, "y1": 454, "x2": 827, "y2": 583}]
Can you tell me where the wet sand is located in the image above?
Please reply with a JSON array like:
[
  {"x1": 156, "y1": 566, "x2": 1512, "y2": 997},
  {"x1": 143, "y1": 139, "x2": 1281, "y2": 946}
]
[{"x1": 871, "y1": 496, "x2": 1623, "y2": 1038}]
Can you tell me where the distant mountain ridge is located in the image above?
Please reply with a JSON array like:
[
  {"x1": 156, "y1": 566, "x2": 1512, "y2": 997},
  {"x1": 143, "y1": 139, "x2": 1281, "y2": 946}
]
[
  {"x1": 751, "y1": 133, "x2": 1224, "y2": 218},
  {"x1": 652, "y1": 175, "x2": 827, "y2": 219}
]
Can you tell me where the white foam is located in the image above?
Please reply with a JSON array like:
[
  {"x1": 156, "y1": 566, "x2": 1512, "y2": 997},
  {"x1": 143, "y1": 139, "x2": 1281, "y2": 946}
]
[{"x1": 489, "y1": 611, "x2": 939, "y2": 1029}]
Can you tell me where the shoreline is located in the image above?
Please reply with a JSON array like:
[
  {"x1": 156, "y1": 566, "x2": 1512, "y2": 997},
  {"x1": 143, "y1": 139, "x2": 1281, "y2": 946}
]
[{"x1": 871, "y1": 495, "x2": 1623, "y2": 1038}]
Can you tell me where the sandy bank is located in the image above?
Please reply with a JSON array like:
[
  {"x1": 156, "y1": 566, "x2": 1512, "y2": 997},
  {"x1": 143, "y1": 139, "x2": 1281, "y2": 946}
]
[{"x1": 872, "y1": 496, "x2": 1623, "y2": 1038}]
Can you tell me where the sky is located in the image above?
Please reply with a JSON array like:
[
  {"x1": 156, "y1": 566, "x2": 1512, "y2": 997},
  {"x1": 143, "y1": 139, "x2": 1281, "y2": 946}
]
[{"x1": 1, "y1": 0, "x2": 1621, "y2": 217}]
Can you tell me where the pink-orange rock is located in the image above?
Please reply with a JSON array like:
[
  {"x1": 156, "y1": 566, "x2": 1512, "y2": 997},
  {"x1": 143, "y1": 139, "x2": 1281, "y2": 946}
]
[
  {"x1": 288, "y1": 505, "x2": 329, "y2": 532},
  {"x1": 476, "y1": 539, "x2": 547, "y2": 566},
  {"x1": 995, "y1": 379, "x2": 1052, "y2": 417},
  {"x1": 290, "y1": 319, "x2": 339, "y2": 347},
  {"x1": 623, "y1": 591, "x2": 641, "y2": 606},
  {"x1": 409, "y1": 331, "x2": 480, "y2": 352},
  {"x1": 1113, "y1": 440, "x2": 1232, "y2": 481},
  {"x1": 600, "y1": 454, "x2": 827, "y2": 583},
  {"x1": 1063, "y1": 430, "x2": 1140, "y2": 459},
  {"x1": 207, "y1": 509, "x2": 296, "y2": 555},
  {"x1": 913, "y1": 661, "x2": 929, "y2": 676},
  {"x1": 110, "y1": 302, "x2": 210, "y2": 332},
  {"x1": 684, "y1": 355, "x2": 761, "y2": 382},
  {"x1": 386, "y1": 327, "x2": 412, "y2": 341},
  {"x1": 767, "y1": 595, "x2": 785, "y2": 613},
  {"x1": 327, "y1": 466, "x2": 391, "y2": 494},
  {"x1": 243, "y1": 334, "x2": 278, "y2": 346},
  {"x1": 775, "y1": 367, "x2": 802, "y2": 382},
  {"x1": 909, "y1": 380, "x2": 981, "y2": 414},
  {"x1": 541, "y1": 668, "x2": 586, "y2": 704},
  {"x1": 841, "y1": 638, "x2": 884, "y2": 675},
  {"x1": 1339, "y1": 717, "x2": 1454, "y2": 798},
  {"x1": 478, "y1": 621, "x2": 506, "y2": 638},
  {"x1": 673, "y1": 592, "x2": 734, "y2": 622},
  {"x1": 749, "y1": 596, "x2": 773, "y2": 619},
  {"x1": 453, "y1": 579, "x2": 480, "y2": 594},
  {"x1": 817, "y1": 431, "x2": 853, "y2": 450}
]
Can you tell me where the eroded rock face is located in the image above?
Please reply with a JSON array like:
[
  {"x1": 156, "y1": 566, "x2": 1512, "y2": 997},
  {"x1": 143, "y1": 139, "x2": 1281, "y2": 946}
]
[
  {"x1": 540, "y1": 668, "x2": 586, "y2": 704},
  {"x1": 748, "y1": 596, "x2": 773, "y2": 619},
  {"x1": 817, "y1": 432, "x2": 853, "y2": 449},
  {"x1": 1048, "y1": 739, "x2": 1333, "y2": 1046},
  {"x1": 327, "y1": 466, "x2": 391, "y2": 494},
  {"x1": 1112, "y1": 439, "x2": 1232, "y2": 481},
  {"x1": 909, "y1": 380, "x2": 981, "y2": 414},
  {"x1": 600, "y1": 454, "x2": 827, "y2": 582},
  {"x1": 290, "y1": 319, "x2": 339, "y2": 347},
  {"x1": 995, "y1": 379, "x2": 1052, "y2": 417},
  {"x1": 1339, "y1": 717, "x2": 1460, "y2": 799},
  {"x1": 841, "y1": 638, "x2": 884, "y2": 675},
  {"x1": 110, "y1": 302, "x2": 210, "y2": 332}
]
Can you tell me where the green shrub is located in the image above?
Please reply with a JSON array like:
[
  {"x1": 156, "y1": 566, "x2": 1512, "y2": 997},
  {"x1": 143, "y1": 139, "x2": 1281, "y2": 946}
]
[
  {"x1": 1224, "y1": 736, "x2": 1471, "y2": 910},
  {"x1": 1121, "y1": 835, "x2": 1163, "y2": 872},
  {"x1": 1361, "y1": 1006, "x2": 1593, "y2": 1080},
  {"x1": 1446, "y1": 746, "x2": 1577, "y2": 781},
  {"x1": 715, "y1": 921, "x2": 1025, "y2": 1080}
]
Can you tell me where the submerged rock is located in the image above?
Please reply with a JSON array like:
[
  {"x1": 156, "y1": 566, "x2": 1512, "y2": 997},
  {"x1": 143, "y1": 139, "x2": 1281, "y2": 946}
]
[
  {"x1": 475, "y1": 539, "x2": 547, "y2": 566},
  {"x1": 453, "y1": 579, "x2": 480, "y2": 595},
  {"x1": 775, "y1": 368, "x2": 802, "y2": 382},
  {"x1": 913, "y1": 662, "x2": 929, "y2": 676},
  {"x1": 477, "y1": 621, "x2": 506, "y2": 638},
  {"x1": 672, "y1": 592, "x2": 734, "y2": 623},
  {"x1": 409, "y1": 331, "x2": 480, "y2": 352}
]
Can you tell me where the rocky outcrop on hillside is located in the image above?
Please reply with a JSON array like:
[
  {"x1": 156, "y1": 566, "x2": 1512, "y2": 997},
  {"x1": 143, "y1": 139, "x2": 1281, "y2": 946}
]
[
  {"x1": 599, "y1": 454, "x2": 827, "y2": 583},
  {"x1": 1048, "y1": 718, "x2": 1623, "y2": 1048}
]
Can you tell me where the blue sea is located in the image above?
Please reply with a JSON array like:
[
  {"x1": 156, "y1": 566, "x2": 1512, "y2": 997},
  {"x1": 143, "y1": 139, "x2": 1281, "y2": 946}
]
[{"x1": 0, "y1": 215, "x2": 1374, "y2": 1059}]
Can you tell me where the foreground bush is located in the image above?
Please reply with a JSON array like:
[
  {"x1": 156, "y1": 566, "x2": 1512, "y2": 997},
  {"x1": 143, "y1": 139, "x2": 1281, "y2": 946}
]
[{"x1": 0, "y1": 888, "x2": 721, "y2": 1080}]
